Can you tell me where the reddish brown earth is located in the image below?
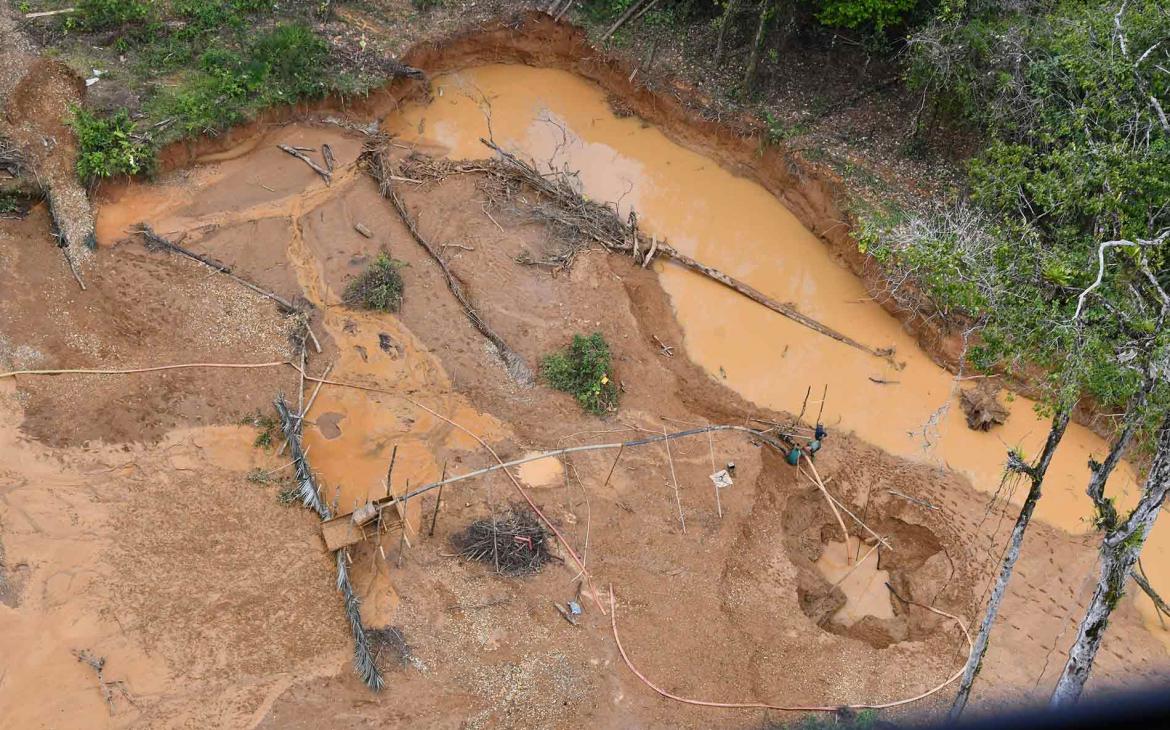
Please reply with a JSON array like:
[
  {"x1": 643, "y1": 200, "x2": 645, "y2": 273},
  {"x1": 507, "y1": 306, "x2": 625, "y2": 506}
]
[{"x1": 1, "y1": 14, "x2": 1167, "y2": 730}]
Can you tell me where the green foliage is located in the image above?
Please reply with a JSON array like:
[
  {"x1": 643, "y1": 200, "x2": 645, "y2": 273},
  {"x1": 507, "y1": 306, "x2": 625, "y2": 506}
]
[
  {"x1": 815, "y1": 0, "x2": 918, "y2": 31},
  {"x1": 78, "y1": 0, "x2": 152, "y2": 30},
  {"x1": 144, "y1": 23, "x2": 331, "y2": 140},
  {"x1": 875, "y1": 0, "x2": 1170, "y2": 422},
  {"x1": 412, "y1": 0, "x2": 444, "y2": 9},
  {"x1": 540, "y1": 332, "x2": 620, "y2": 415},
  {"x1": 277, "y1": 484, "x2": 301, "y2": 505},
  {"x1": 581, "y1": 0, "x2": 635, "y2": 22},
  {"x1": 70, "y1": 107, "x2": 153, "y2": 182},
  {"x1": 243, "y1": 411, "x2": 280, "y2": 449},
  {"x1": 343, "y1": 253, "x2": 406, "y2": 313}
]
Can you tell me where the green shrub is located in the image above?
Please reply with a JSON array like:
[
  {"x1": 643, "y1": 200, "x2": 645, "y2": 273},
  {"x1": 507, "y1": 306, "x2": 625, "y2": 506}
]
[
  {"x1": 70, "y1": 108, "x2": 153, "y2": 182},
  {"x1": 249, "y1": 23, "x2": 329, "y2": 97},
  {"x1": 242, "y1": 410, "x2": 280, "y2": 449},
  {"x1": 540, "y1": 332, "x2": 620, "y2": 415},
  {"x1": 343, "y1": 253, "x2": 406, "y2": 312},
  {"x1": 144, "y1": 23, "x2": 331, "y2": 140},
  {"x1": 78, "y1": 0, "x2": 152, "y2": 30},
  {"x1": 815, "y1": 0, "x2": 918, "y2": 32}
]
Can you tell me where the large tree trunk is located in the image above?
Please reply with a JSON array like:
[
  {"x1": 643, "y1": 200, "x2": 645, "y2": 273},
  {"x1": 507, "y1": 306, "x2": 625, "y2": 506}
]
[
  {"x1": 1051, "y1": 411, "x2": 1170, "y2": 706},
  {"x1": 949, "y1": 407, "x2": 1072, "y2": 720},
  {"x1": 742, "y1": 0, "x2": 771, "y2": 93}
]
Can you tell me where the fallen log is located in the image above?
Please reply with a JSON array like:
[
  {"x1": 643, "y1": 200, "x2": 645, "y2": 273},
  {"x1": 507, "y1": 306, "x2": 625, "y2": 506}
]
[
  {"x1": 656, "y1": 242, "x2": 897, "y2": 363},
  {"x1": 477, "y1": 138, "x2": 898, "y2": 365},
  {"x1": 136, "y1": 223, "x2": 322, "y2": 352}
]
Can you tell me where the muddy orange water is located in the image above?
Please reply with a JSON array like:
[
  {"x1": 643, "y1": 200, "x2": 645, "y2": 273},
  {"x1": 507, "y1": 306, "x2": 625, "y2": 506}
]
[
  {"x1": 816, "y1": 540, "x2": 895, "y2": 625},
  {"x1": 386, "y1": 64, "x2": 1170, "y2": 642}
]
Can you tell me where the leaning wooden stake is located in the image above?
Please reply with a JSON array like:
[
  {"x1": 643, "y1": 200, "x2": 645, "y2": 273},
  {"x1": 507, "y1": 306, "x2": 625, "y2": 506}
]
[
  {"x1": 800, "y1": 455, "x2": 851, "y2": 561},
  {"x1": 429, "y1": 462, "x2": 447, "y2": 537},
  {"x1": 663, "y1": 424, "x2": 687, "y2": 533}
]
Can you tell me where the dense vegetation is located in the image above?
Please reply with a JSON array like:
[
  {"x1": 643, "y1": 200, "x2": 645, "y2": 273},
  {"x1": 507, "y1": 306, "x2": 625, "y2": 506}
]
[
  {"x1": 59, "y1": 1, "x2": 367, "y2": 179},
  {"x1": 541, "y1": 332, "x2": 621, "y2": 415},
  {"x1": 70, "y1": 107, "x2": 153, "y2": 181}
]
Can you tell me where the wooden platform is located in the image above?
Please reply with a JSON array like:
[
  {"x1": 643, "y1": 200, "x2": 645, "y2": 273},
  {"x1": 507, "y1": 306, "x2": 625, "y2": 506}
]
[{"x1": 320, "y1": 506, "x2": 403, "y2": 551}]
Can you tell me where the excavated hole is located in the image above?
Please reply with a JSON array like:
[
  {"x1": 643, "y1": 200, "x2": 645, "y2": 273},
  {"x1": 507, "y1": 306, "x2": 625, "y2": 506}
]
[{"x1": 783, "y1": 488, "x2": 951, "y2": 649}]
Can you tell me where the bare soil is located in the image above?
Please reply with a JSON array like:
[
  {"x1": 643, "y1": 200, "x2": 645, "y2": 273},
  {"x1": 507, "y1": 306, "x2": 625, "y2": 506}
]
[{"x1": 1, "y1": 12, "x2": 1167, "y2": 730}]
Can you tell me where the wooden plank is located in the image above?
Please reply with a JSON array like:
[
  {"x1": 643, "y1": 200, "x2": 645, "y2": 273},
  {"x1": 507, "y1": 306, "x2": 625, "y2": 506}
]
[{"x1": 321, "y1": 508, "x2": 402, "y2": 551}]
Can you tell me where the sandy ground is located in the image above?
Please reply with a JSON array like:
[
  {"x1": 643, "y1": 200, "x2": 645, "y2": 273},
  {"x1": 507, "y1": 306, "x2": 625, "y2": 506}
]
[{"x1": 0, "y1": 102, "x2": 1166, "y2": 729}]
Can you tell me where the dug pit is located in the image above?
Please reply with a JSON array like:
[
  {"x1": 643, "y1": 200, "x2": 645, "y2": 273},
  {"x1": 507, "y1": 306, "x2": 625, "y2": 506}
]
[{"x1": 784, "y1": 487, "x2": 955, "y2": 649}]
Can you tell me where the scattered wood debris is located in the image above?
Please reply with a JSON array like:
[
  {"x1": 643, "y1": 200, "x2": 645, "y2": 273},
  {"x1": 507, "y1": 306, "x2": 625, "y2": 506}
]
[{"x1": 960, "y1": 382, "x2": 1009, "y2": 431}]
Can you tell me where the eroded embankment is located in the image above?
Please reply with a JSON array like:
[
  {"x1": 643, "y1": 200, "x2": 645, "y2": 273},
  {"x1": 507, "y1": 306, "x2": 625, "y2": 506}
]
[{"x1": 2, "y1": 12, "x2": 1167, "y2": 729}]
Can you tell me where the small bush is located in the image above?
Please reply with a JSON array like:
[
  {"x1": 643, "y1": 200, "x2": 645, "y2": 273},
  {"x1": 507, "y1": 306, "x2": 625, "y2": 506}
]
[
  {"x1": 344, "y1": 253, "x2": 406, "y2": 312},
  {"x1": 242, "y1": 410, "x2": 280, "y2": 449},
  {"x1": 70, "y1": 108, "x2": 153, "y2": 182},
  {"x1": 540, "y1": 332, "x2": 620, "y2": 415},
  {"x1": 78, "y1": 0, "x2": 152, "y2": 30},
  {"x1": 249, "y1": 23, "x2": 329, "y2": 97}
]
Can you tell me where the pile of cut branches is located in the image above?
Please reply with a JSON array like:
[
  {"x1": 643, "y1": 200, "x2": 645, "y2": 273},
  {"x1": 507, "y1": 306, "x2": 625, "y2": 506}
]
[{"x1": 455, "y1": 507, "x2": 553, "y2": 576}]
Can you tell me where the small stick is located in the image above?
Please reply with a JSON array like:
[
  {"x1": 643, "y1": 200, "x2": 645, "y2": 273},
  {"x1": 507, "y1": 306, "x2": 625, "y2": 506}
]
[
  {"x1": 707, "y1": 428, "x2": 722, "y2": 519},
  {"x1": 322, "y1": 143, "x2": 336, "y2": 173},
  {"x1": 652, "y1": 334, "x2": 673, "y2": 356},
  {"x1": 800, "y1": 455, "x2": 850, "y2": 561},
  {"x1": 278, "y1": 144, "x2": 332, "y2": 185},
  {"x1": 830, "y1": 541, "x2": 882, "y2": 590},
  {"x1": 429, "y1": 462, "x2": 447, "y2": 537},
  {"x1": 663, "y1": 424, "x2": 686, "y2": 534},
  {"x1": 482, "y1": 204, "x2": 505, "y2": 232},
  {"x1": 816, "y1": 384, "x2": 828, "y2": 424},
  {"x1": 385, "y1": 444, "x2": 399, "y2": 498},
  {"x1": 601, "y1": 444, "x2": 625, "y2": 490},
  {"x1": 277, "y1": 361, "x2": 333, "y2": 456},
  {"x1": 797, "y1": 385, "x2": 811, "y2": 423},
  {"x1": 63, "y1": 250, "x2": 86, "y2": 291},
  {"x1": 305, "y1": 324, "x2": 322, "y2": 353},
  {"x1": 887, "y1": 489, "x2": 939, "y2": 511},
  {"x1": 797, "y1": 465, "x2": 892, "y2": 550},
  {"x1": 555, "y1": 0, "x2": 574, "y2": 21},
  {"x1": 298, "y1": 344, "x2": 307, "y2": 414}
]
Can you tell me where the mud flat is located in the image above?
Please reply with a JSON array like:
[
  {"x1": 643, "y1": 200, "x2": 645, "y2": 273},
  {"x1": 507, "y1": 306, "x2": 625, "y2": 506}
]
[{"x1": 1, "y1": 15, "x2": 1167, "y2": 729}]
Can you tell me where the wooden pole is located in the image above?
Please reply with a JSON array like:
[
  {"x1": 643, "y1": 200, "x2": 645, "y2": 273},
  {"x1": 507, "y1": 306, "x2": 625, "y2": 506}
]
[
  {"x1": 429, "y1": 462, "x2": 447, "y2": 538},
  {"x1": 663, "y1": 424, "x2": 686, "y2": 533}
]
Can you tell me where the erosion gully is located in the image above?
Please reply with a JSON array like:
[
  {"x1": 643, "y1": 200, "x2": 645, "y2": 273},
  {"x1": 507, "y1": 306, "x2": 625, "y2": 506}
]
[{"x1": 383, "y1": 64, "x2": 1168, "y2": 641}]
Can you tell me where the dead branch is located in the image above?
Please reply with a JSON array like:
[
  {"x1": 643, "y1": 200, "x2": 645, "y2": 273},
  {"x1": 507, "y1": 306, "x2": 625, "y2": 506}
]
[
  {"x1": 278, "y1": 144, "x2": 332, "y2": 185},
  {"x1": 361, "y1": 145, "x2": 534, "y2": 386}
]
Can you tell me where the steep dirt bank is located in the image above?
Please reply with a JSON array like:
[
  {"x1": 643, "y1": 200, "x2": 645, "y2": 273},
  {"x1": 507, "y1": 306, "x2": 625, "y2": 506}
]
[
  {"x1": 1, "y1": 3, "x2": 96, "y2": 263},
  {"x1": 148, "y1": 12, "x2": 957, "y2": 371}
]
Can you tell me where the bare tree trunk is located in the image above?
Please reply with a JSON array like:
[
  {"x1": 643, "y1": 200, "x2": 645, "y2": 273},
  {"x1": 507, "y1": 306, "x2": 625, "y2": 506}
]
[
  {"x1": 949, "y1": 407, "x2": 1073, "y2": 720},
  {"x1": 1051, "y1": 410, "x2": 1170, "y2": 706},
  {"x1": 742, "y1": 0, "x2": 771, "y2": 94},
  {"x1": 714, "y1": 0, "x2": 742, "y2": 65}
]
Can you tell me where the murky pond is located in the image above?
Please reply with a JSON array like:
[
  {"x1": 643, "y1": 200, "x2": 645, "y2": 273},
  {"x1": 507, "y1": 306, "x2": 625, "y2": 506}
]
[{"x1": 385, "y1": 63, "x2": 1169, "y2": 641}]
